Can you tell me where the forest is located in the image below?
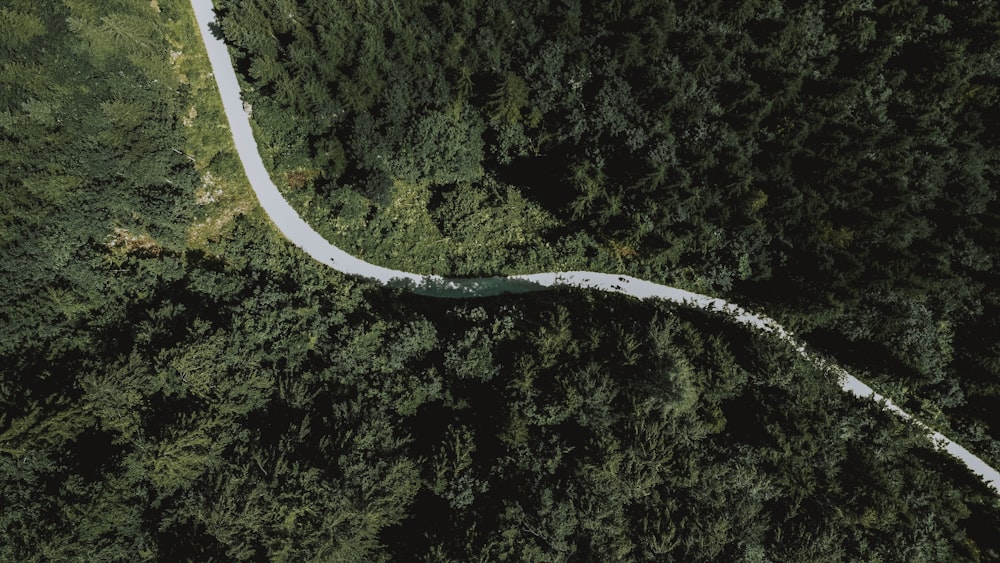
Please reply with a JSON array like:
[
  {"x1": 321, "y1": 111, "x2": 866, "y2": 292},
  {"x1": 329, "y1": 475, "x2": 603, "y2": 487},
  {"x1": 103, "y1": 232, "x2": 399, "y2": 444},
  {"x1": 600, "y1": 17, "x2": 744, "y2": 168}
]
[
  {"x1": 213, "y1": 0, "x2": 1000, "y2": 481},
  {"x1": 1, "y1": 0, "x2": 1000, "y2": 560}
]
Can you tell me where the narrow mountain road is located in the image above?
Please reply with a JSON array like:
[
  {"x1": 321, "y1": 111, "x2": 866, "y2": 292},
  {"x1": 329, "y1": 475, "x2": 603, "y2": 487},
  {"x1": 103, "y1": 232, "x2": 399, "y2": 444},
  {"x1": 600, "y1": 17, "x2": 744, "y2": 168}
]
[{"x1": 190, "y1": 0, "x2": 1000, "y2": 494}]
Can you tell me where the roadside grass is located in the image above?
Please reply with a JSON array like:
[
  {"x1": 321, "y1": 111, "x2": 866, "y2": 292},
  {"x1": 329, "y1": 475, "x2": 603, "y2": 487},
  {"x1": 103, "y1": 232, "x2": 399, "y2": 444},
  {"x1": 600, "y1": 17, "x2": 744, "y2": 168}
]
[{"x1": 159, "y1": 0, "x2": 258, "y2": 253}]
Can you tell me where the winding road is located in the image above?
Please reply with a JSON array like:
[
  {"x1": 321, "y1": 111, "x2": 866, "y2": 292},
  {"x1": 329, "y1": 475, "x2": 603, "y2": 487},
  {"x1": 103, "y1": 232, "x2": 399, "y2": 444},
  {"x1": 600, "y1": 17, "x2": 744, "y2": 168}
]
[{"x1": 190, "y1": 1, "x2": 1000, "y2": 494}]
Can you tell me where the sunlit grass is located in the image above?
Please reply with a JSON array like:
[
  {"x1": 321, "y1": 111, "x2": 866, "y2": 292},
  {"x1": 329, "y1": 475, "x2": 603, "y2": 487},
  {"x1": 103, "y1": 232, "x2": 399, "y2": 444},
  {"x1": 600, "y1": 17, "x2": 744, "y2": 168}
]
[{"x1": 160, "y1": 0, "x2": 258, "y2": 252}]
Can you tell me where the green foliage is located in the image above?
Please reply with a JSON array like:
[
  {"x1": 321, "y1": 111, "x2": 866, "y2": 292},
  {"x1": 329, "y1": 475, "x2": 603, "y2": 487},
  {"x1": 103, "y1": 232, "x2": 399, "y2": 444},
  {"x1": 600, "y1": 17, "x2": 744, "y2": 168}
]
[
  {"x1": 390, "y1": 109, "x2": 485, "y2": 187},
  {"x1": 489, "y1": 71, "x2": 530, "y2": 125},
  {"x1": 213, "y1": 0, "x2": 1000, "y2": 424},
  {"x1": 4, "y1": 0, "x2": 1000, "y2": 561},
  {"x1": 0, "y1": 8, "x2": 45, "y2": 52},
  {"x1": 214, "y1": 0, "x2": 1000, "y2": 479}
]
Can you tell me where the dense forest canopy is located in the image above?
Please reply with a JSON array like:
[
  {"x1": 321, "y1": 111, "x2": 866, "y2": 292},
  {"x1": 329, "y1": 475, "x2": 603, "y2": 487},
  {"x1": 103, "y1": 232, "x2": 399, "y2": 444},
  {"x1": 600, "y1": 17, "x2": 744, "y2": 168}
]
[
  {"x1": 2, "y1": 0, "x2": 1000, "y2": 560},
  {"x1": 214, "y1": 0, "x2": 1000, "y2": 479}
]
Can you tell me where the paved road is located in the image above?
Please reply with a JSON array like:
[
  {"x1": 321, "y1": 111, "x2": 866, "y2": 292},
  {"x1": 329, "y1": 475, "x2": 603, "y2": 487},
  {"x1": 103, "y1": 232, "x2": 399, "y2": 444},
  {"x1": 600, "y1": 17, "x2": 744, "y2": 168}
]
[{"x1": 190, "y1": 0, "x2": 1000, "y2": 494}]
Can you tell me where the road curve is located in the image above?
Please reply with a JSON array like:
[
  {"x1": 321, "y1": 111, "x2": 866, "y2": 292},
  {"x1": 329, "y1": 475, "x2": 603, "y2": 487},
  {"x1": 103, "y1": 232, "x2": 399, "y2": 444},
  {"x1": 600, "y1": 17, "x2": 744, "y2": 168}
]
[{"x1": 190, "y1": 0, "x2": 1000, "y2": 494}]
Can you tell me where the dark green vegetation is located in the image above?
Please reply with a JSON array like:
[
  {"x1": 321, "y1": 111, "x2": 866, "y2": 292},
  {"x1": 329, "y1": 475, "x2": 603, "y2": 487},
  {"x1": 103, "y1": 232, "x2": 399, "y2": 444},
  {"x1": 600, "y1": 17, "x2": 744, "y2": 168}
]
[
  {"x1": 3, "y1": 0, "x2": 1000, "y2": 561},
  {"x1": 214, "y1": 0, "x2": 1000, "y2": 474}
]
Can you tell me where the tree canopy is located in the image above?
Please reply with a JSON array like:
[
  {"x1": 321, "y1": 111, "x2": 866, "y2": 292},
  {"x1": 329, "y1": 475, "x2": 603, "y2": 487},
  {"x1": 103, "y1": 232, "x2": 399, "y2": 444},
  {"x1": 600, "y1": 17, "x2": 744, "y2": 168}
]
[
  {"x1": 3, "y1": 0, "x2": 1000, "y2": 560},
  {"x1": 214, "y1": 0, "x2": 1000, "y2": 483}
]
